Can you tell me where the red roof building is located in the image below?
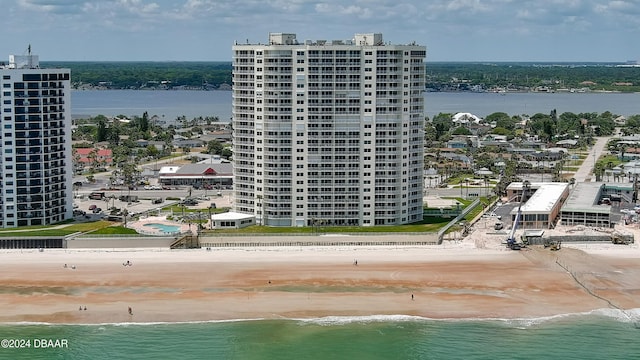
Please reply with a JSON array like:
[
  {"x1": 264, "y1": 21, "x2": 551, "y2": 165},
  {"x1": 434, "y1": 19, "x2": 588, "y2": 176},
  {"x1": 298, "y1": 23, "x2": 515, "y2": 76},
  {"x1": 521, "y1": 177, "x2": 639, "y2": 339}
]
[{"x1": 74, "y1": 148, "x2": 113, "y2": 165}]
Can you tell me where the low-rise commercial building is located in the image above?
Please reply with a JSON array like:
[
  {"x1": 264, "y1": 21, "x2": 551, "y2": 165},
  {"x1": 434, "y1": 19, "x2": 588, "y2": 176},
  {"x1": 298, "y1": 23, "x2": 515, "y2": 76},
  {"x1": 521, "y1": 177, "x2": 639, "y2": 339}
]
[
  {"x1": 507, "y1": 182, "x2": 570, "y2": 229},
  {"x1": 560, "y1": 182, "x2": 621, "y2": 227}
]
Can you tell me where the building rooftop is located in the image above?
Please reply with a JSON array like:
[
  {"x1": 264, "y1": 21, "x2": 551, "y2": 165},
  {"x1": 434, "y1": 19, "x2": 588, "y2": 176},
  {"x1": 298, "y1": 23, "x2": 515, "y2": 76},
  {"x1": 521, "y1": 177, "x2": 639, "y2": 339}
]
[
  {"x1": 562, "y1": 182, "x2": 610, "y2": 213},
  {"x1": 159, "y1": 163, "x2": 233, "y2": 177},
  {"x1": 0, "y1": 52, "x2": 39, "y2": 70},
  {"x1": 507, "y1": 182, "x2": 569, "y2": 213},
  {"x1": 520, "y1": 182, "x2": 569, "y2": 213},
  {"x1": 235, "y1": 32, "x2": 422, "y2": 47}
]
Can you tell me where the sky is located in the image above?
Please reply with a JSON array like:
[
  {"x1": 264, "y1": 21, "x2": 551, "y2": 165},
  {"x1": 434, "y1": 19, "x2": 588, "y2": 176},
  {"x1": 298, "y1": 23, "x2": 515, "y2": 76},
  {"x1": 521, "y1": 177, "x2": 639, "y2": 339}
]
[{"x1": 2, "y1": 0, "x2": 639, "y2": 62}]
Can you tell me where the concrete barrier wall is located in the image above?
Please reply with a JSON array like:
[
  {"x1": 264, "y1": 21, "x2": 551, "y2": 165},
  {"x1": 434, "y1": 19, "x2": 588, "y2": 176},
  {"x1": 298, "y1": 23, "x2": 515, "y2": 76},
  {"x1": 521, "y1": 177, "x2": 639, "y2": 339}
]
[
  {"x1": 66, "y1": 237, "x2": 175, "y2": 248},
  {"x1": 199, "y1": 233, "x2": 439, "y2": 247},
  {"x1": 545, "y1": 234, "x2": 633, "y2": 243},
  {"x1": 66, "y1": 232, "x2": 440, "y2": 248}
]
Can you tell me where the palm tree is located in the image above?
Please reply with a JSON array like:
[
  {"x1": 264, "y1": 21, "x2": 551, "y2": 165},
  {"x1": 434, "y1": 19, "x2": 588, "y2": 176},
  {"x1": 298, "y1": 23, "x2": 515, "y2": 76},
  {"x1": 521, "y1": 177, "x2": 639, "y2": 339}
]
[
  {"x1": 483, "y1": 175, "x2": 490, "y2": 197},
  {"x1": 594, "y1": 163, "x2": 605, "y2": 182}
]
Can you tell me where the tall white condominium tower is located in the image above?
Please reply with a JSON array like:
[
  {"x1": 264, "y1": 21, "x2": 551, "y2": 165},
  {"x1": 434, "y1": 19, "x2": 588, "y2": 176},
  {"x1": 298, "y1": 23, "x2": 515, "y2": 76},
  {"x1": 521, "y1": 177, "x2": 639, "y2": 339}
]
[
  {"x1": 232, "y1": 33, "x2": 426, "y2": 227},
  {"x1": 0, "y1": 51, "x2": 72, "y2": 228}
]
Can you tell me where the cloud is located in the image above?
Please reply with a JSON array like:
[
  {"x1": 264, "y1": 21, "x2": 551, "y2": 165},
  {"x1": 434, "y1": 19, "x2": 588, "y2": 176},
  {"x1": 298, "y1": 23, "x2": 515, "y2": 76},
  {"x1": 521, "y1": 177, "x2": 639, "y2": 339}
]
[
  {"x1": 3, "y1": 0, "x2": 639, "y2": 61},
  {"x1": 18, "y1": 0, "x2": 85, "y2": 14},
  {"x1": 117, "y1": 0, "x2": 160, "y2": 14}
]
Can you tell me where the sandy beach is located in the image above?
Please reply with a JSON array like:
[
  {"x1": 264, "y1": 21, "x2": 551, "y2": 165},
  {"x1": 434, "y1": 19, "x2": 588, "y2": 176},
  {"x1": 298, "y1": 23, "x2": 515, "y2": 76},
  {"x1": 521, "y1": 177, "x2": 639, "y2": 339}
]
[{"x1": 2, "y1": 236, "x2": 640, "y2": 324}]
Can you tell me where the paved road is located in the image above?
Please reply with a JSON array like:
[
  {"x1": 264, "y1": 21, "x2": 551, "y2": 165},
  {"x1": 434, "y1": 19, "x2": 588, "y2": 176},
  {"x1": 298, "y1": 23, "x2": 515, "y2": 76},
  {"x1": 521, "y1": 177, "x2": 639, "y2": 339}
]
[{"x1": 573, "y1": 136, "x2": 611, "y2": 183}]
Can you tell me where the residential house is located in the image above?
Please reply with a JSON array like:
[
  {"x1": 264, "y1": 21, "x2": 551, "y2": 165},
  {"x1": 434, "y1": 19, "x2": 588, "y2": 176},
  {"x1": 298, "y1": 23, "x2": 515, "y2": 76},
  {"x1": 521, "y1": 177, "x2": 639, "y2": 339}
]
[
  {"x1": 174, "y1": 138, "x2": 205, "y2": 149},
  {"x1": 74, "y1": 148, "x2": 113, "y2": 170}
]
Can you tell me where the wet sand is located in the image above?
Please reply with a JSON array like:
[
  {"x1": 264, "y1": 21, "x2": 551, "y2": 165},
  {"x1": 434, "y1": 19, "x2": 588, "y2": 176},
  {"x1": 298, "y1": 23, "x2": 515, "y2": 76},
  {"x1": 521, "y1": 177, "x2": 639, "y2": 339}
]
[{"x1": 1, "y1": 244, "x2": 639, "y2": 324}]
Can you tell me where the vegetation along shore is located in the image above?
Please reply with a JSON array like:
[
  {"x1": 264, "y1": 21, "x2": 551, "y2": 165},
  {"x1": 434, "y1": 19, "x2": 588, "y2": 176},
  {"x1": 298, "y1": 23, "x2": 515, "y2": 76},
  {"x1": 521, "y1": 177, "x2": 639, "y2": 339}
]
[{"x1": 44, "y1": 61, "x2": 640, "y2": 93}]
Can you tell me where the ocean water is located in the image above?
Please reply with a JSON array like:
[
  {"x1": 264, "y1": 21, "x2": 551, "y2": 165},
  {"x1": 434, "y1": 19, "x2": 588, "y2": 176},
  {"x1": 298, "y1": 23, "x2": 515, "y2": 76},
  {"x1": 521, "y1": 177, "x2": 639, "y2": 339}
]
[{"x1": 2, "y1": 311, "x2": 639, "y2": 360}]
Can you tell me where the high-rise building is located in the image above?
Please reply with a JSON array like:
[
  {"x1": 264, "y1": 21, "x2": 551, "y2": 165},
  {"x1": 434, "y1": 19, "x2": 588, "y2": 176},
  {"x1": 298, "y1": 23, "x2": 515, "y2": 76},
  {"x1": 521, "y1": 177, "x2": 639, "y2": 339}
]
[
  {"x1": 232, "y1": 33, "x2": 425, "y2": 227},
  {"x1": 0, "y1": 50, "x2": 72, "y2": 228}
]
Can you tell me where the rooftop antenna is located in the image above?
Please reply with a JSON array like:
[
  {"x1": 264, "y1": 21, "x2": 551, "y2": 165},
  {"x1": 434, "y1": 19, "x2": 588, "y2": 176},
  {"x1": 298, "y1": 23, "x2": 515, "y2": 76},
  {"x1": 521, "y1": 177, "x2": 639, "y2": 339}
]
[{"x1": 23, "y1": 44, "x2": 34, "y2": 68}]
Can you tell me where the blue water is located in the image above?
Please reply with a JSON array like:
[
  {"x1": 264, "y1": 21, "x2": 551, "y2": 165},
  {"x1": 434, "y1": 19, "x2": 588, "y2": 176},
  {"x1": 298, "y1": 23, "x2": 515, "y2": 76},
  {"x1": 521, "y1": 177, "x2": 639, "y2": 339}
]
[
  {"x1": 71, "y1": 89, "x2": 233, "y2": 123},
  {"x1": 1, "y1": 313, "x2": 638, "y2": 359},
  {"x1": 71, "y1": 90, "x2": 640, "y2": 123},
  {"x1": 143, "y1": 223, "x2": 180, "y2": 233}
]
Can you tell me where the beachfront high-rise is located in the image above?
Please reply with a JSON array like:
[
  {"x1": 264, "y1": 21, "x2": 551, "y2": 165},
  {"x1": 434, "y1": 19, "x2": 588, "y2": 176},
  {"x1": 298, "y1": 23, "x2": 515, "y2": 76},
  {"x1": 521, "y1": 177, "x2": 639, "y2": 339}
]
[
  {"x1": 232, "y1": 33, "x2": 426, "y2": 226},
  {"x1": 0, "y1": 50, "x2": 72, "y2": 228}
]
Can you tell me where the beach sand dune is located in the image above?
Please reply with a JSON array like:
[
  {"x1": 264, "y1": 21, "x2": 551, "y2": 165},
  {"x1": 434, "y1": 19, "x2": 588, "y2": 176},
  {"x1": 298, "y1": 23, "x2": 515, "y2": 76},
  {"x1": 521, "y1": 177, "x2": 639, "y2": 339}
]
[{"x1": 1, "y1": 243, "x2": 639, "y2": 324}]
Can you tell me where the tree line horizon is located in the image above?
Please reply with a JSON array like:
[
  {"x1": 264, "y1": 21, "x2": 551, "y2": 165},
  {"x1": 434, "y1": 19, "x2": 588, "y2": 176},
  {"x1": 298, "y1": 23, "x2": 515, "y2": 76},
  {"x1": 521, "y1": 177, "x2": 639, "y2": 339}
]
[{"x1": 43, "y1": 61, "x2": 640, "y2": 93}]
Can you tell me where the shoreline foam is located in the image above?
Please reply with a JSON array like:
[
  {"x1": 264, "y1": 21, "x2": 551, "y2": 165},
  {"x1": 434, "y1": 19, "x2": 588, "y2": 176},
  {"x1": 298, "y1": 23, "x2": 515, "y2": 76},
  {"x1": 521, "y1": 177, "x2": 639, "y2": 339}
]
[{"x1": 2, "y1": 307, "x2": 639, "y2": 328}]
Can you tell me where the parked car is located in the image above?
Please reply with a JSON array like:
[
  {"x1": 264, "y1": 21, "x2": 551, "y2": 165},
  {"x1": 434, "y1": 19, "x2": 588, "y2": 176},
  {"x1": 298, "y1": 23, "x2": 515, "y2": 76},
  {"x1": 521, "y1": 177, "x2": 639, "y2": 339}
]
[
  {"x1": 182, "y1": 199, "x2": 198, "y2": 206},
  {"x1": 482, "y1": 212, "x2": 501, "y2": 220},
  {"x1": 88, "y1": 204, "x2": 97, "y2": 211},
  {"x1": 93, "y1": 207, "x2": 102, "y2": 214}
]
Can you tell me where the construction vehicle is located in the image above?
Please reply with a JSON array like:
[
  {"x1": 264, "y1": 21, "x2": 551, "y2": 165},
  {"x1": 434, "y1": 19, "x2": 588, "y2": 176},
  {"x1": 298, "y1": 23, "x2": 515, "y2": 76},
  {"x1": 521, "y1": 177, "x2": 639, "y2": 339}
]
[
  {"x1": 544, "y1": 240, "x2": 561, "y2": 251},
  {"x1": 506, "y1": 181, "x2": 530, "y2": 250},
  {"x1": 611, "y1": 233, "x2": 630, "y2": 245}
]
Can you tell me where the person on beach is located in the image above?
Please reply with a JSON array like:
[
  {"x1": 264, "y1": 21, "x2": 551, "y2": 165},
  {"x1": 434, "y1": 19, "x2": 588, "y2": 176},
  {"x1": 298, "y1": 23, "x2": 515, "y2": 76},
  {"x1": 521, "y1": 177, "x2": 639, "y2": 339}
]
[
  {"x1": 128, "y1": 307, "x2": 133, "y2": 315},
  {"x1": 411, "y1": 294, "x2": 414, "y2": 301},
  {"x1": 79, "y1": 306, "x2": 82, "y2": 311},
  {"x1": 84, "y1": 306, "x2": 87, "y2": 311}
]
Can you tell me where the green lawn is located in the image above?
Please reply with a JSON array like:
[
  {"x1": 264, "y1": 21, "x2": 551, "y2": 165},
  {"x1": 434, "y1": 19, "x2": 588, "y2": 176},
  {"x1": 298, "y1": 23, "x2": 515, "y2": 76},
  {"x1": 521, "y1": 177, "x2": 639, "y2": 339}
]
[
  {"x1": 0, "y1": 198, "x2": 488, "y2": 237},
  {"x1": 91, "y1": 226, "x2": 139, "y2": 235},
  {"x1": 0, "y1": 220, "x2": 124, "y2": 237},
  {"x1": 207, "y1": 220, "x2": 448, "y2": 235}
]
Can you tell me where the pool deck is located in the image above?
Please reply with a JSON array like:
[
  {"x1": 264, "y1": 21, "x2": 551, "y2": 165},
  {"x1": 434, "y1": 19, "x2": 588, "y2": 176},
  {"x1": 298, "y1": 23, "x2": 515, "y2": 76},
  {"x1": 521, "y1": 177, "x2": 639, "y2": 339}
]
[{"x1": 128, "y1": 216, "x2": 192, "y2": 236}]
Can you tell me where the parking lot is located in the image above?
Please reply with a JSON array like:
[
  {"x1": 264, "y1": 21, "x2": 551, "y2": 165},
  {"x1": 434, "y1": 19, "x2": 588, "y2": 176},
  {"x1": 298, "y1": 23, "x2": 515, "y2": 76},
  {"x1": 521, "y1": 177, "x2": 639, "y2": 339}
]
[{"x1": 73, "y1": 191, "x2": 233, "y2": 223}]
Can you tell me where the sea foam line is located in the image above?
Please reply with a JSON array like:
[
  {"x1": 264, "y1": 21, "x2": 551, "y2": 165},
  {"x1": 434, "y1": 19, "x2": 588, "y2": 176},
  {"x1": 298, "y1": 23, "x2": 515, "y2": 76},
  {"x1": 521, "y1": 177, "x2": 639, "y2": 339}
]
[{"x1": 2, "y1": 308, "x2": 639, "y2": 327}]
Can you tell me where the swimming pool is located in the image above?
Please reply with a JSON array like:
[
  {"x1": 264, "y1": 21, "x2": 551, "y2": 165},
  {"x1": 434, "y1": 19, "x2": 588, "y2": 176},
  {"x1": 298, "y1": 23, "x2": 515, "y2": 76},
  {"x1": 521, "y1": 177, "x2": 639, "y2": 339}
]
[{"x1": 143, "y1": 223, "x2": 181, "y2": 234}]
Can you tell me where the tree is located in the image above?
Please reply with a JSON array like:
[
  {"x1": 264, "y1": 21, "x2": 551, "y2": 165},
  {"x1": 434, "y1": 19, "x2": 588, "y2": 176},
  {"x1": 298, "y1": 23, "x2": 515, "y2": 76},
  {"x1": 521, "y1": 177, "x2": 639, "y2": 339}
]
[
  {"x1": 221, "y1": 147, "x2": 233, "y2": 160},
  {"x1": 432, "y1": 113, "x2": 453, "y2": 140},
  {"x1": 96, "y1": 117, "x2": 108, "y2": 142},
  {"x1": 146, "y1": 144, "x2": 160, "y2": 159},
  {"x1": 87, "y1": 149, "x2": 99, "y2": 172},
  {"x1": 140, "y1": 111, "x2": 150, "y2": 133},
  {"x1": 452, "y1": 126, "x2": 472, "y2": 135},
  {"x1": 491, "y1": 127, "x2": 512, "y2": 137},
  {"x1": 485, "y1": 112, "x2": 515, "y2": 130},
  {"x1": 424, "y1": 123, "x2": 438, "y2": 143},
  {"x1": 121, "y1": 162, "x2": 140, "y2": 190}
]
